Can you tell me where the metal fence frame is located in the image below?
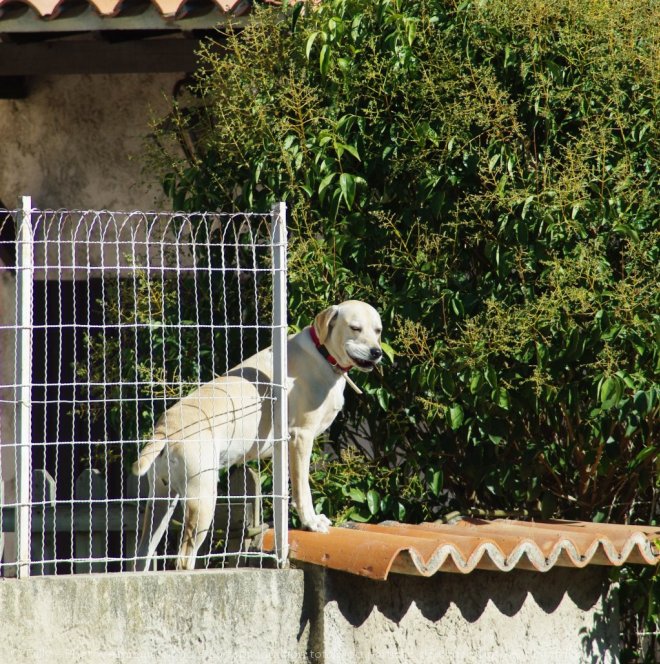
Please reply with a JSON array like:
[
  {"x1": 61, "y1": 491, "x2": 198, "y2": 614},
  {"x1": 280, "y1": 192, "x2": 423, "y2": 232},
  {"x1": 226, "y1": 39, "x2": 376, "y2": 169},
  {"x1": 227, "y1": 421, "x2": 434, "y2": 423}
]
[{"x1": 0, "y1": 197, "x2": 289, "y2": 577}]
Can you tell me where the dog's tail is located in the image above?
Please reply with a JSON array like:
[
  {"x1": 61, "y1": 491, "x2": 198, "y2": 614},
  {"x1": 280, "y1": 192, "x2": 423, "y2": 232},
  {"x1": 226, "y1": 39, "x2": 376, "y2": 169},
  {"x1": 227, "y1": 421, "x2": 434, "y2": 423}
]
[{"x1": 132, "y1": 436, "x2": 167, "y2": 476}]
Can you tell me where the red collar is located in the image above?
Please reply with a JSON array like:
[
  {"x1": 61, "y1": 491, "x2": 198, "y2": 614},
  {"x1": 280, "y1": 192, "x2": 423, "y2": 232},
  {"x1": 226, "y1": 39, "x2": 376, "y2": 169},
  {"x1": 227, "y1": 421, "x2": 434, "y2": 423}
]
[{"x1": 309, "y1": 326, "x2": 352, "y2": 373}]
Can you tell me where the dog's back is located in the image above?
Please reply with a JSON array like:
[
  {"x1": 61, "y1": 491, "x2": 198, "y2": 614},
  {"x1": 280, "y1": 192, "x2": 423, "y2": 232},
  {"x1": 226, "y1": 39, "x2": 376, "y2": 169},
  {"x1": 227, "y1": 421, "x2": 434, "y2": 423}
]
[{"x1": 135, "y1": 368, "x2": 274, "y2": 477}]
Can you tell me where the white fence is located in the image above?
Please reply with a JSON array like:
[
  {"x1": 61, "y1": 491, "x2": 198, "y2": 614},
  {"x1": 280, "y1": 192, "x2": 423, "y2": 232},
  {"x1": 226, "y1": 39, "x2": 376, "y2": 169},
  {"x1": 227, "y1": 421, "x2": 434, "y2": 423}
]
[{"x1": 0, "y1": 198, "x2": 288, "y2": 577}]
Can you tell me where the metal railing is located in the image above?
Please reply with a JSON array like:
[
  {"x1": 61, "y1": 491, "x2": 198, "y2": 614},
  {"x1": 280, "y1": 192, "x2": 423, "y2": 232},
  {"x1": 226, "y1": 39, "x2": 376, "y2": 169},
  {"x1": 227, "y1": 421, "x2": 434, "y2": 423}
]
[{"x1": 0, "y1": 198, "x2": 288, "y2": 576}]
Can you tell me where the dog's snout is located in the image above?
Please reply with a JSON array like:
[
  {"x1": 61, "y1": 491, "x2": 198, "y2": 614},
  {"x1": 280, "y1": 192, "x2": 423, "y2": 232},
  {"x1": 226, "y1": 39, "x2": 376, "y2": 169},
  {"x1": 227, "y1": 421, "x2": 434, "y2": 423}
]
[{"x1": 370, "y1": 347, "x2": 383, "y2": 360}]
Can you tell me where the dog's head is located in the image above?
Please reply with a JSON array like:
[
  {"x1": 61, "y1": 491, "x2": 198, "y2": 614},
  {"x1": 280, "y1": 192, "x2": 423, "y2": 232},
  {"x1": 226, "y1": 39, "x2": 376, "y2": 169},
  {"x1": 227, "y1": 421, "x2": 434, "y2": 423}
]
[{"x1": 313, "y1": 300, "x2": 383, "y2": 372}]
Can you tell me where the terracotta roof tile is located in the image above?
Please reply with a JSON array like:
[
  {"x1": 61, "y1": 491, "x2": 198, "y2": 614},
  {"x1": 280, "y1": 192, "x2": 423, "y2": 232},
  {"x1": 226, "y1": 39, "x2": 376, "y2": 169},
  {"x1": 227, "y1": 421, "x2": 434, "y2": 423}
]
[
  {"x1": 0, "y1": 0, "x2": 251, "y2": 22},
  {"x1": 16, "y1": 0, "x2": 63, "y2": 18},
  {"x1": 261, "y1": 519, "x2": 660, "y2": 581},
  {"x1": 87, "y1": 0, "x2": 119, "y2": 16}
]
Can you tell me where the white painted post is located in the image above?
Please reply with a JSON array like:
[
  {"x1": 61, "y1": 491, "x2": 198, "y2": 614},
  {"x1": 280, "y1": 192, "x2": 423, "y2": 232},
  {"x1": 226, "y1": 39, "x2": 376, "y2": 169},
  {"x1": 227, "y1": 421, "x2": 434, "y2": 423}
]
[
  {"x1": 270, "y1": 202, "x2": 289, "y2": 565},
  {"x1": 16, "y1": 196, "x2": 33, "y2": 579},
  {"x1": 31, "y1": 468, "x2": 56, "y2": 575}
]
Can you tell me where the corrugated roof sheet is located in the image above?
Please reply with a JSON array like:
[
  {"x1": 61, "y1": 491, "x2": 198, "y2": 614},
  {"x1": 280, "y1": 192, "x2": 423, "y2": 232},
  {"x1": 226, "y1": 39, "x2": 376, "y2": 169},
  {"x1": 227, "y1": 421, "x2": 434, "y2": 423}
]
[{"x1": 261, "y1": 519, "x2": 660, "y2": 581}]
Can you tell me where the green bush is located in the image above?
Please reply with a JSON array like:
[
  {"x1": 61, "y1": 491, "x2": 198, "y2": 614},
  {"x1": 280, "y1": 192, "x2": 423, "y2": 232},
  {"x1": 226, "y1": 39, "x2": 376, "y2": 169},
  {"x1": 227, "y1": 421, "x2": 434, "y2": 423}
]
[
  {"x1": 152, "y1": 0, "x2": 658, "y2": 521},
  {"x1": 146, "y1": 0, "x2": 658, "y2": 656}
]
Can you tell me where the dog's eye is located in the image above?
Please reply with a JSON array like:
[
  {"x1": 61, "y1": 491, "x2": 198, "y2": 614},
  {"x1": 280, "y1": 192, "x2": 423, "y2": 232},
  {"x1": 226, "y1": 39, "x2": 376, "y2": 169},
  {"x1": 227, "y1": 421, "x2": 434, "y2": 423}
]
[{"x1": 350, "y1": 324, "x2": 362, "y2": 332}]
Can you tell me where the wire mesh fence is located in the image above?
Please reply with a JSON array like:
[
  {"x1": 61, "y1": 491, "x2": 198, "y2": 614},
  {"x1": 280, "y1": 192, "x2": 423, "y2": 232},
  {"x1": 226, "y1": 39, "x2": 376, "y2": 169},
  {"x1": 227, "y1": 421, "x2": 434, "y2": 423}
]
[{"x1": 0, "y1": 198, "x2": 288, "y2": 576}]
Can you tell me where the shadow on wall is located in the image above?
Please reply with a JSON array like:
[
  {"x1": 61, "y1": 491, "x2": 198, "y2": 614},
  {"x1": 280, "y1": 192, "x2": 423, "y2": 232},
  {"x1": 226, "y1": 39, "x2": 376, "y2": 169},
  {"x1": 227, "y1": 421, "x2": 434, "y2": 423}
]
[
  {"x1": 580, "y1": 582, "x2": 621, "y2": 664},
  {"x1": 296, "y1": 563, "x2": 617, "y2": 662},
  {"x1": 317, "y1": 566, "x2": 606, "y2": 626}
]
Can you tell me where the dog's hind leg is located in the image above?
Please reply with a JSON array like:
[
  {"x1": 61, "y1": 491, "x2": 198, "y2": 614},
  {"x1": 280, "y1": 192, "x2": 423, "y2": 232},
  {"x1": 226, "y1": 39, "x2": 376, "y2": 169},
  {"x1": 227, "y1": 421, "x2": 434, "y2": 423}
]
[
  {"x1": 133, "y1": 476, "x2": 179, "y2": 572},
  {"x1": 176, "y1": 471, "x2": 217, "y2": 571}
]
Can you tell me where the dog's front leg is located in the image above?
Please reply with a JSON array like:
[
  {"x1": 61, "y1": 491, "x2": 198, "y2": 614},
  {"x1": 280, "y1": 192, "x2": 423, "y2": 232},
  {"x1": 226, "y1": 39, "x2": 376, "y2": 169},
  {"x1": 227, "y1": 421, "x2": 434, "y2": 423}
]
[{"x1": 289, "y1": 429, "x2": 331, "y2": 533}]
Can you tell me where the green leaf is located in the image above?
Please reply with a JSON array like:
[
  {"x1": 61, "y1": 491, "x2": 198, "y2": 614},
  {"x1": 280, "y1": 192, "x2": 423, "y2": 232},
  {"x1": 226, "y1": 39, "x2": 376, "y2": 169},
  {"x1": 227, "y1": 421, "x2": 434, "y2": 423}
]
[
  {"x1": 430, "y1": 469, "x2": 443, "y2": 496},
  {"x1": 337, "y1": 57, "x2": 352, "y2": 71},
  {"x1": 320, "y1": 44, "x2": 330, "y2": 76},
  {"x1": 291, "y1": 0, "x2": 304, "y2": 33},
  {"x1": 469, "y1": 371, "x2": 484, "y2": 394},
  {"x1": 349, "y1": 487, "x2": 366, "y2": 503},
  {"x1": 521, "y1": 195, "x2": 534, "y2": 220},
  {"x1": 613, "y1": 224, "x2": 640, "y2": 243},
  {"x1": 496, "y1": 173, "x2": 508, "y2": 196},
  {"x1": 338, "y1": 143, "x2": 361, "y2": 161},
  {"x1": 329, "y1": 187, "x2": 342, "y2": 221},
  {"x1": 349, "y1": 509, "x2": 371, "y2": 523},
  {"x1": 339, "y1": 172, "x2": 356, "y2": 208},
  {"x1": 488, "y1": 153, "x2": 500, "y2": 171},
  {"x1": 440, "y1": 371, "x2": 455, "y2": 396},
  {"x1": 449, "y1": 404, "x2": 464, "y2": 430},
  {"x1": 406, "y1": 17, "x2": 418, "y2": 45},
  {"x1": 380, "y1": 341, "x2": 395, "y2": 363},
  {"x1": 450, "y1": 296, "x2": 464, "y2": 317},
  {"x1": 484, "y1": 365, "x2": 497, "y2": 389},
  {"x1": 376, "y1": 387, "x2": 389, "y2": 411},
  {"x1": 599, "y1": 376, "x2": 623, "y2": 410},
  {"x1": 305, "y1": 31, "x2": 320, "y2": 60},
  {"x1": 367, "y1": 490, "x2": 380, "y2": 515},
  {"x1": 493, "y1": 387, "x2": 510, "y2": 410},
  {"x1": 629, "y1": 446, "x2": 657, "y2": 469},
  {"x1": 318, "y1": 172, "x2": 336, "y2": 195}
]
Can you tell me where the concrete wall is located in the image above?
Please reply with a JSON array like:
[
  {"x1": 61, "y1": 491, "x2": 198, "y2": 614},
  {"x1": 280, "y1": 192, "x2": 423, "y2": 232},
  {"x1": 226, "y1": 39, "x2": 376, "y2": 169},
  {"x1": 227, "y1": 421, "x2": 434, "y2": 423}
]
[
  {"x1": 0, "y1": 569, "x2": 312, "y2": 664},
  {"x1": 0, "y1": 73, "x2": 179, "y2": 211},
  {"x1": 0, "y1": 73, "x2": 178, "y2": 570},
  {"x1": 310, "y1": 565, "x2": 620, "y2": 664},
  {"x1": 0, "y1": 565, "x2": 620, "y2": 664}
]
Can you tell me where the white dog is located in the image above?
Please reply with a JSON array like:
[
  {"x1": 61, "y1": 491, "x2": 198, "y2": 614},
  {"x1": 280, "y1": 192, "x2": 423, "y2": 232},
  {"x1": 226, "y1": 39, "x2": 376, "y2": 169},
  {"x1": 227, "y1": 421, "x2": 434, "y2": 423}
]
[{"x1": 132, "y1": 300, "x2": 383, "y2": 570}]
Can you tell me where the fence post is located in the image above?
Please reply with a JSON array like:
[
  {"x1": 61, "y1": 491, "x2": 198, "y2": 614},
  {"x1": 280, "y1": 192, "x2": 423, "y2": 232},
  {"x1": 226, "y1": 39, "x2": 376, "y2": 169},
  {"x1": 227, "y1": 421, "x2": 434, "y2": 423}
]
[
  {"x1": 15, "y1": 195, "x2": 33, "y2": 579},
  {"x1": 31, "y1": 469, "x2": 56, "y2": 575},
  {"x1": 270, "y1": 202, "x2": 289, "y2": 565}
]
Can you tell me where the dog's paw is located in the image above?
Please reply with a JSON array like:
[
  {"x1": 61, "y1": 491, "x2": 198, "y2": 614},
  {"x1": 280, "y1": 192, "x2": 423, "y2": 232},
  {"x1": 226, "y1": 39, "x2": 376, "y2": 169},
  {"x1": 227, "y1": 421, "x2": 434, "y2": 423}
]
[{"x1": 303, "y1": 513, "x2": 332, "y2": 533}]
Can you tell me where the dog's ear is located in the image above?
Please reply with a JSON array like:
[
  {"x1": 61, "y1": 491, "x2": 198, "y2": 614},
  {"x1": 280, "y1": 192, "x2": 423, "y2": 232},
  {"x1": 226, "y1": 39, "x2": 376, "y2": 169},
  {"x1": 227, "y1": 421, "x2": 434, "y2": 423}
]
[{"x1": 313, "y1": 305, "x2": 339, "y2": 345}]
